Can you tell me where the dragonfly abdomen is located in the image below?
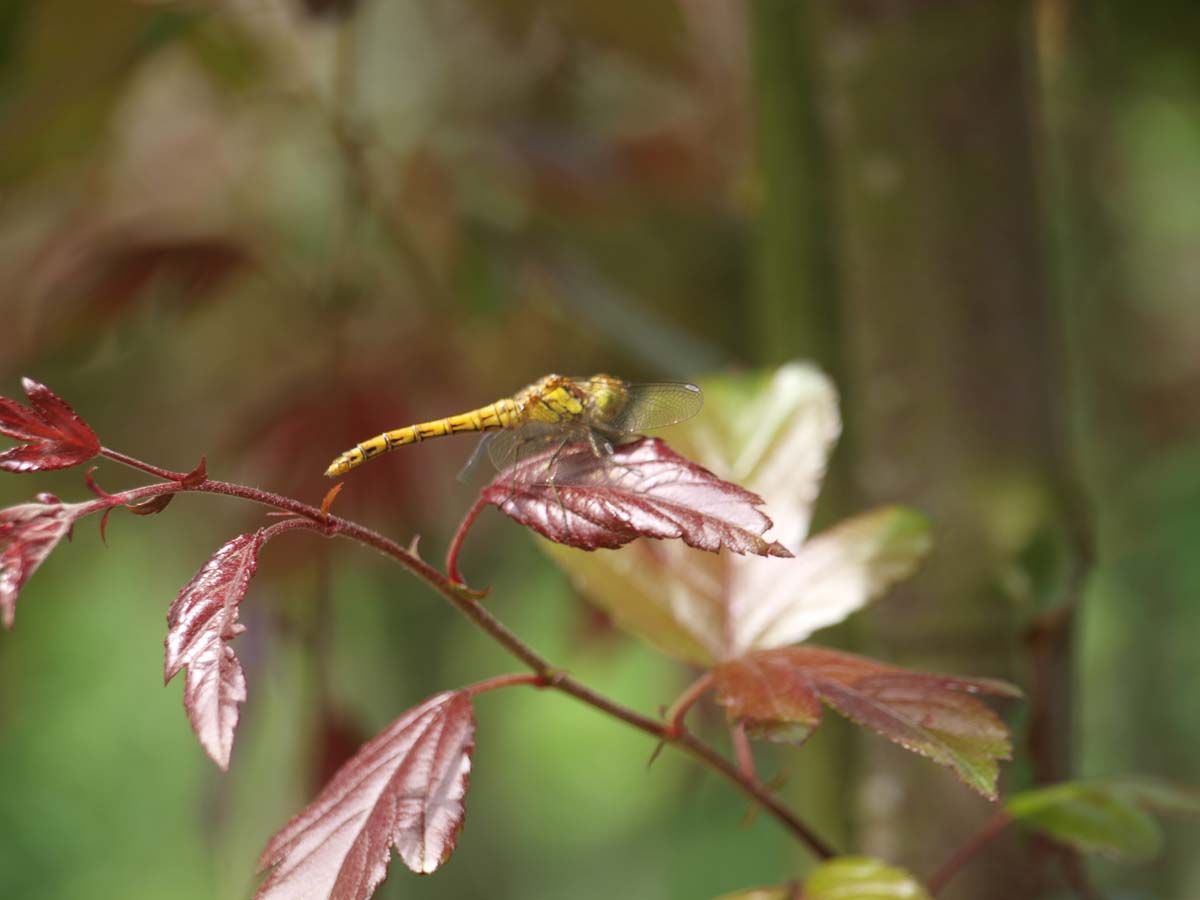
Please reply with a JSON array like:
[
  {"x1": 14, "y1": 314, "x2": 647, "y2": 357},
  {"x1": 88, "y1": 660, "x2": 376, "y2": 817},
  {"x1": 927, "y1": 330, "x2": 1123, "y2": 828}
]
[{"x1": 324, "y1": 399, "x2": 518, "y2": 477}]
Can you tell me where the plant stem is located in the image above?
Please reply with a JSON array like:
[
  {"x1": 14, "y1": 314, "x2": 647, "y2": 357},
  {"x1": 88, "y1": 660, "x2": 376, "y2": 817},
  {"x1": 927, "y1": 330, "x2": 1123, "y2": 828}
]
[
  {"x1": 545, "y1": 670, "x2": 835, "y2": 860},
  {"x1": 446, "y1": 496, "x2": 487, "y2": 584},
  {"x1": 664, "y1": 671, "x2": 716, "y2": 735},
  {"x1": 82, "y1": 449, "x2": 837, "y2": 862},
  {"x1": 1058, "y1": 845, "x2": 1107, "y2": 900},
  {"x1": 464, "y1": 673, "x2": 547, "y2": 697},
  {"x1": 730, "y1": 721, "x2": 758, "y2": 783},
  {"x1": 261, "y1": 517, "x2": 326, "y2": 542},
  {"x1": 100, "y1": 447, "x2": 193, "y2": 482},
  {"x1": 927, "y1": 810, "x2": 1013, "y2": 896}
]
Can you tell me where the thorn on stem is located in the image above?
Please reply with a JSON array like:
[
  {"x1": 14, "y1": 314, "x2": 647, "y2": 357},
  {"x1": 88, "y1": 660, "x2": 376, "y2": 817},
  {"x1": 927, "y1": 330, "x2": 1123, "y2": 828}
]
[
  {"x1": 84, "y1": 466, "x2": 112, "y2": 499},
  {"x1": 320, "y1": 482, "x2": 344, "y2": 520},
  {"x1": 179, "y1": 456, "x2": 208, "y2": 486},
  {"x1": 646, "y1": 739, "x2": 667, "y2": 769}
]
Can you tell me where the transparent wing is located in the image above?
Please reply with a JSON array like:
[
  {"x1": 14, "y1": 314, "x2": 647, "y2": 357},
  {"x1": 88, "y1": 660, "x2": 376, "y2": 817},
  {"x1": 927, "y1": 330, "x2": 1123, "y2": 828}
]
[
  {"x1": 487, "y1": 421, "x2": 620, "y2": 486},
  {"x1": 486, "y1": 423, "x2": 566, "y2": 472},
  {"x1": 603, "y1": 382, "x2": 703, "y2": 435},
  {"x1": 457, "y1": 433, "x2": 496, "y2": 483},
  {"x1": 482, "y1": 424, "x2": 595, "y2": 475}
]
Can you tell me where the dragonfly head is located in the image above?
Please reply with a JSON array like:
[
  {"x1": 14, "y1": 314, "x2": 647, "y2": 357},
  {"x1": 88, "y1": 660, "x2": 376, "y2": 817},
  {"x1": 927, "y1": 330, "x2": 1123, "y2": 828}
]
[{"x1": 586, "y1": 373, "x2": 629, "y2": 420}]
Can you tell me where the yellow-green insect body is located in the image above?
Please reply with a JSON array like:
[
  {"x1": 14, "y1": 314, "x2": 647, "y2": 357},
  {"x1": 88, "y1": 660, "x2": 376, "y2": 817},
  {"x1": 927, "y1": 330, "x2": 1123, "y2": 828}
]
[{"x1": 325, "y1": 373, "x2": 698, "y2": 478}]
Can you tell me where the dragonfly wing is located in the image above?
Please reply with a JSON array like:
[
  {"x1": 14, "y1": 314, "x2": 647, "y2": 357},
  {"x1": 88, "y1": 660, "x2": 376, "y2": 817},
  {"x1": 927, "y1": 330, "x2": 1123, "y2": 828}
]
[
  {"x1": 604, "y1": 382, "x2": 703, "y2": 435},
  {"x1": 486, "y1": 423, "x2": 581, "y2": 473},
  {"x1": 488, "y1": 421, "x2": 616, "y2": 485},
  {"x1": 457, "y1": 433, "x2": 496, "y2": 483}
]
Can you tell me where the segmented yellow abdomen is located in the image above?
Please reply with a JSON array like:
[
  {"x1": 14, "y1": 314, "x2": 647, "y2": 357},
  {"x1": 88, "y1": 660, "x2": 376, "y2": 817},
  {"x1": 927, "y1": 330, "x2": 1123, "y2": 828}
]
[{"x1": 324, "y1": 398, "x2": 518, "y2": 477}]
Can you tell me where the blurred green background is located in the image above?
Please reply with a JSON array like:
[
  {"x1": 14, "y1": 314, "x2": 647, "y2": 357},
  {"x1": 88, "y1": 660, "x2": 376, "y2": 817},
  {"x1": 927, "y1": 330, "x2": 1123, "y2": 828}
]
[{"x1": 1, "y1": 2, "x2": 1198, "y2": 899}]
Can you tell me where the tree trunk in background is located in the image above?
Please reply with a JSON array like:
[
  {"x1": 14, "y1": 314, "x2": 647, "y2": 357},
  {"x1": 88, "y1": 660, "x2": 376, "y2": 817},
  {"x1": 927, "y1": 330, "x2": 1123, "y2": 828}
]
[
  {"x1": 818, "y1": 3, "x2": 1066, "y2": 897},
  {"x1": 749, "y1": 0, "x2": 854, "y2": 859},
  {"x1": 750, "y1": 0, "x2": 840, "y2": 376},
  {"x1": 1039, "y1": 2, "x2": 1200, "y2": 896}
]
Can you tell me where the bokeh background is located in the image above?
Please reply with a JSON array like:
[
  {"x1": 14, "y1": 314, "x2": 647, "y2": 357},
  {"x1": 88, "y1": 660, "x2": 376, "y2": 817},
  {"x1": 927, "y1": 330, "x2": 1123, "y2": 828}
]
[{"x1": 1, "y1": 2, "x2": 1198, "y2": 899}]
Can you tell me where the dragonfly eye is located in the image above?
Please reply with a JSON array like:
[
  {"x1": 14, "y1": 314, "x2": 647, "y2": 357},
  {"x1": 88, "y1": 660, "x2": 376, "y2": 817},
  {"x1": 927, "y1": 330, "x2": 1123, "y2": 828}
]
[{"x1": 591, "y1": 384, "x2": 626, "y2": 417}]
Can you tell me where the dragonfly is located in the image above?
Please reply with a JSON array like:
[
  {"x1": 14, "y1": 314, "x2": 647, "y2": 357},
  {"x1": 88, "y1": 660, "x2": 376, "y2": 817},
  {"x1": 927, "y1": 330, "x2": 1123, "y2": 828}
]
[{"x1": 324, "y1": 373, "x2": 703, "y2": 479}]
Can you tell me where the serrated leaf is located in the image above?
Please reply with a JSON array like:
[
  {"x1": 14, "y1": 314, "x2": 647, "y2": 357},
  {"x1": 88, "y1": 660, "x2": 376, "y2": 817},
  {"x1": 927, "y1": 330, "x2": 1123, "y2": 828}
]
[
  {"x1": 667, "y1": 363, "x2": 842, "y2": 546},
  {"x1": 0, "y1": 499, "x2": 91, "y2": 629},
  {"x1": 256, "y1": 692, "x2": 476, "y2": 899},
  {"x1": 1006, "y1": 777, "x2": 1200, "y2": 862},
  {"x1": 804, "y1": 857, "x2": 931, "y2": 900},
  {"x1": 484, "y1": 437, "x2": 791, "y2": 558},
  {"x1": 713, "y1": 647, "x2": 1020, "y2": 799},
  {"x1": 0, "y1": 378, "x2": 101, "y2": 472},
  {"x1": 164, "y1": 531, "x2": 266, "y2": 770},
  {"x1": 540, "y1": 364, "x2": 929, "y2": 664}
]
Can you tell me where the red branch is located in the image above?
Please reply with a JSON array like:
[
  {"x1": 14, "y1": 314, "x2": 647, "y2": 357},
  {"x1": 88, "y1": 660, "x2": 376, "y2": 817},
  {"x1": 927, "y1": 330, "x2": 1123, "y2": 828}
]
[
  {"x1": 446, "y1": 495, "x2": 487, "y2": 584},
  {"x1": 926, "y1": 810, "x2": 1013, "y2": 896},
  {"x1": 730, "y1": 721, "x2": 758, "y2": 783},
  {"x1": 18, "y1": 448, "x2": 837, "y2": 863},
  {"x1": 664, "y1": 671, "x2": 716, "y2": 737},
  {"x1": 101, "y1": 447, "x2": 196, "y2": 482},
  {"x1": 464, "y1": 673, "x2": 547, "y2": 697}
]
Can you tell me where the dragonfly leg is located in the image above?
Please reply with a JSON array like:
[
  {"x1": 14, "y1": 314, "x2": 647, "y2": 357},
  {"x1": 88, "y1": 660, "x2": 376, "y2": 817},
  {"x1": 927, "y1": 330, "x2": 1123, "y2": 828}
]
[
  {"x1": 542, "y1": 437, "x2": 573, "y2": 486},
  {"x1": 590, "y1": 430, "x2": 642, "y2": 488},
  {"x1": 543, "y1": 438, "x2": 574, "y2": 540},
  {"x1": 587, "y1": 431, "x2": 614, "y2": 458}
]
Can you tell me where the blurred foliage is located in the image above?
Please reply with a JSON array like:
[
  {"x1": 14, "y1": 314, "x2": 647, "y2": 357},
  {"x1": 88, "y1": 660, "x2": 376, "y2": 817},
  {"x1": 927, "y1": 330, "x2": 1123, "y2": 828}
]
[{"x1": 0, "y1": 1, "x2": 1198, "y2": 899}]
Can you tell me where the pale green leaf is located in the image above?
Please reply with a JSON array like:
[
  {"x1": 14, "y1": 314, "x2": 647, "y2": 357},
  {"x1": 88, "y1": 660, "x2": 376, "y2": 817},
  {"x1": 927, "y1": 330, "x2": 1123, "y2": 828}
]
[
  {"x1": 1007, "y1": 776, "x2": 1200, "y2": 862},
  {"x1": 804, "y1": 856, "x2": 931, "y2": 900},
  {"x1": 667, "y1": 362, "x2": 841, "y2": 548},
  {"x1": 541, "y1": 364, "x2": 929, "y2": 663},
  {"x1": 712, "y1": 888, "x2": 794, "y2": 900},
  {"x1": 729, "y1": 505, "x2": 931, "y2": 656}
]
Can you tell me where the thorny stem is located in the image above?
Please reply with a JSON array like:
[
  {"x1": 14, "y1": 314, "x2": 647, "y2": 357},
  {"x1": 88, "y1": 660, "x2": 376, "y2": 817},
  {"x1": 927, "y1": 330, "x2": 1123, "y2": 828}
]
[
  {"x1": 926, "y1": 809, "x2": 1013, "y2": 896},
  {"x1": 80, "y1": 450, "x2": 837, "y2": 863},
  {"x1": 664, "y1": 671, "x2": 716, "y2": 736}
]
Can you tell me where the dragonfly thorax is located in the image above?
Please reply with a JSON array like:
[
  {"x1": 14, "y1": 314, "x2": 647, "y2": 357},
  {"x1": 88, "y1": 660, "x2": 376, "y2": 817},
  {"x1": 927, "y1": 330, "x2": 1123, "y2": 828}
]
[{"x1": 515, "y1": 373, "x2": 629, "y2": 430}]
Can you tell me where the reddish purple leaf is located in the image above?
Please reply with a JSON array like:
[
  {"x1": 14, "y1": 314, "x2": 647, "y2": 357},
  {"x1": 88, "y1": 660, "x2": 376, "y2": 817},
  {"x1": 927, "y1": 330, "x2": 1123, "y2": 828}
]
[
  {"x1": 164, "y1": 530, "x2": 266, "y2": 770},
  {"x1": 713, "y1": 646, "x2": 1021, "y2": 799},
  {"x1": 0, "y1": 378, "x2": 101, "y2": 472},
  {"x1": 0, "y1": 499, "x2": 91, "y2": 629},
  {"x1": 256, "y1": 692, "x2": 476, "y2": 899},
  {"x1": 482, "y1": 438, "x2": 791, "y2": 557}
]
